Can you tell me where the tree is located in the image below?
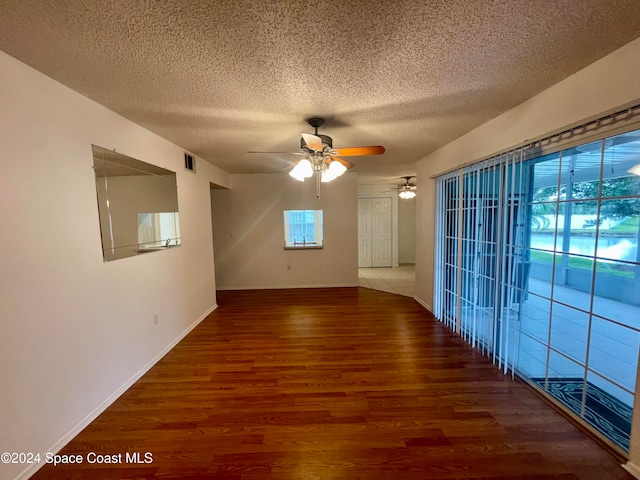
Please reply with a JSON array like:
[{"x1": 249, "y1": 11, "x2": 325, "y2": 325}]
[{"x1": 573, "y1": 177, "x2": 640, "y2": 226}]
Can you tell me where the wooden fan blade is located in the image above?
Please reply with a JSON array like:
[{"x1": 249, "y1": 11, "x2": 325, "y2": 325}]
[
  {"x1": 301, "y1": 133, "x2": 323, "y2": 152},
  {"x1": 330, "y1": 156, "x2": 355, "y2": 169},
  {"x1": 331, "y1": 146, "x2": 385, "y2": 156}
]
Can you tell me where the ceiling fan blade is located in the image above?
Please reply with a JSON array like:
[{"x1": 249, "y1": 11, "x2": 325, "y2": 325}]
[
  {"x1": 301, "y1": 133, "x2": 323, "y2": 152},
  {"x1": 330, "y1": 145, "x2": 385, "y2": 156},
  {"x1": 330, "y1": 156, "x2": 355, "y2": 169},
  {"x1": 247, "y1": 151, "x2": 307, "y2": 155}
]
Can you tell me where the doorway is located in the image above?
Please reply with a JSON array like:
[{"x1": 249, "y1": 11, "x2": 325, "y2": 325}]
[{"x1": 358, "y1": 197, "x2": 392, "y2": 267}]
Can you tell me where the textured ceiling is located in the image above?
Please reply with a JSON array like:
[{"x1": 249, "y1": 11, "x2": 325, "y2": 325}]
[{"x1": 1, "y1": 1, "x2": 639, "y2": 184}]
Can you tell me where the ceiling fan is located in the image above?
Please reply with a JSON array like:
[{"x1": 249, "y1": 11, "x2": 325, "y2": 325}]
[
  {"x1": 248, "y1": 117, "x2": 385, "y2": 197},
  {"x1": 385, "y1": 176, "x2": 417, "y2": 199}
]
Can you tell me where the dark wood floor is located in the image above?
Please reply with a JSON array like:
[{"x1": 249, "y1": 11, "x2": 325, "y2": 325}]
[{"x1": 32, "y1": 288, "x2": 632, "y2": 479}]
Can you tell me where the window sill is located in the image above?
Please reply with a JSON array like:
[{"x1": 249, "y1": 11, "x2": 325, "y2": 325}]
[{"x1": 284, "y1": 245, "x2": 324, "y2": 250}]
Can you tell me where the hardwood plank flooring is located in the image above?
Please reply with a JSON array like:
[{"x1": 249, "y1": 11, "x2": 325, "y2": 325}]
[{"x1": 31, "y1": 288, "x2": 632, "y2": 479}]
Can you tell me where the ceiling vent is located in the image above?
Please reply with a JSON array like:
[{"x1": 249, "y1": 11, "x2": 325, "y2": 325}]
[{"x1": 184, "y1": 152, "x2": 196, "y2": 172}]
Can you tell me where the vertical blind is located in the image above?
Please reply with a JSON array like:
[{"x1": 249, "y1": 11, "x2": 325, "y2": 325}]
[
  {"x1": 434, "y1": 150, "x2": 529, "y2": 375},
  {"x1": 433, "y1": 117, "x2": 640, "y2": 453}
]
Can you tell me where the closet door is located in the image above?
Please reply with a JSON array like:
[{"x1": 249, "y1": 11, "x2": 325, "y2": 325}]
[
  {"x1": 371, "y1": 197, "x2": 392, "y2": 267},
  {"x1": 358, "y1": 199, "x2": 372, "y2": 267},
  {"x1": 359, "y1": 197, "x2": 393, "y2": 268}
]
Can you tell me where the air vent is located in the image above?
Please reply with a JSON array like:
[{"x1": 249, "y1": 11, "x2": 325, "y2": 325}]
[{"x1": 184, "y1": 153, "x2": 196, "y2": 172}]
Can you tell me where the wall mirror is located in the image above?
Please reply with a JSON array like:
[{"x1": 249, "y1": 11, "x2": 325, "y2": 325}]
[{"x1": 92, "y1": 145, "x2": 181, "y2": 262}]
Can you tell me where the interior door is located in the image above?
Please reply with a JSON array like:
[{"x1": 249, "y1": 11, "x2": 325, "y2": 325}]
[
  {"x1": 371, "y1": 197, "x2": 392, "y2": 267},
  {"x1": 358, "y1": 199, "x2": 372, "y2": 267},
  {"x1": 358, "y1": 197, "x2": 393, "y2": 267}
]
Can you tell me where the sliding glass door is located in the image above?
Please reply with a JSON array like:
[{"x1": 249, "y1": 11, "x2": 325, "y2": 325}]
[
  {"x1": 520, "y1": 131, "x2": 640, "y2": 451},
  {"x1": 434, "y1": 128, "x2": 640, "y2": 452}
]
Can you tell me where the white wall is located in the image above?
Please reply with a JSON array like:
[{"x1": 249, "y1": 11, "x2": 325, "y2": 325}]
[
  {"x1": 415, "y1": 37, "x2": 640, "y2": 312},
  {"x1": 211, "y1": 173, "x2": 358, "y2": 289},
  {"x1": 0, "y1": 51, "x2": 230, "y2": 480},
  {"x1": 398, "y1": 196, "x2": 416, "y2": 264}
]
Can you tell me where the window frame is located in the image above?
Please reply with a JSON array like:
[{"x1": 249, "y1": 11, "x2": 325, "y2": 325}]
[{"x1": 283, "y1": 210, "x2": 324, "y2": 249}]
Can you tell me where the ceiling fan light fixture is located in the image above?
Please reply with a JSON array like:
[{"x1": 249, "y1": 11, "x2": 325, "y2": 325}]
[
  {"x1": 396, "y1": 176, "x2": 417, "y2": 199},
  {"x1": 256, "y1": 117, "x2": 385, "y2": 197},
  {"x1": 289, "y1": 159, "x2": 313, "y2": 181},
  {"x1": 399, "y1": 189, "x2": 416, "y2": 199},
  {"x1": 321, "y1": 159, "x2": 347, "y2": 183}
]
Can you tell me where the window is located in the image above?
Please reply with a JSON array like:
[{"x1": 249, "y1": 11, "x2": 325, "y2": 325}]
[{"x1": 283, "y1": 210, "x2": 323, "y2": 249}]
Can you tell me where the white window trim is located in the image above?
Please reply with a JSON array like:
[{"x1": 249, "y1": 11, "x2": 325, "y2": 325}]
[{"x1": 283, "y1": 210, "x2": 324, "y2": 249}]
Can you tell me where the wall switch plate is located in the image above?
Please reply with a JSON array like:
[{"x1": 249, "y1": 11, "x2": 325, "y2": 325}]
[{"x1": 153, "y1": 313, "x2": 159, "y2": 325}]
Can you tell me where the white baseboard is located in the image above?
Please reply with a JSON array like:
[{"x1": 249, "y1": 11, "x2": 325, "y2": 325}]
[
  {"x1": 413, "y1": 295, "x2": 433, "y2": 313},
  {"x1": 623, "y1": 461, "x2": 640, "y2": 479},
  {"x1": 15, "y1": 304, "x2": 217, "y2": 480},
  {"x1": 218, "y1": 284, "x2": 359, "y2": 290}
]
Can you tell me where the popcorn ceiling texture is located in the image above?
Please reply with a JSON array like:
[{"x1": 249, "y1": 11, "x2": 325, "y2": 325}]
[{"x1": 1, "y1": 0, "x2": 639, "y2": 182}]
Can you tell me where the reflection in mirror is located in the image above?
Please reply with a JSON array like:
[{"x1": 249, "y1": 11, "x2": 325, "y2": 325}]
[{"x1": 92, "y1": 145, "x2": 181, "y2": 261}]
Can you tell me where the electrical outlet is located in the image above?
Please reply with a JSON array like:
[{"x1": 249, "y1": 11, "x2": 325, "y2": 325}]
[{"x1": 153, "y1": 313, "x2": 159, "y2": 325}]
